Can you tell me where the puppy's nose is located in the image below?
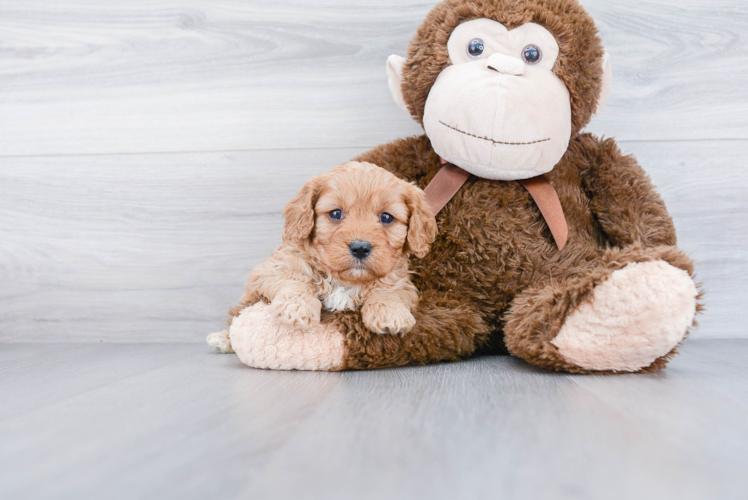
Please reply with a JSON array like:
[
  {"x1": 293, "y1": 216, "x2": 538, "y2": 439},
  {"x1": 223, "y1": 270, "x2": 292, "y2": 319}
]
[{"x1": 349, "y1": 240, "x2": 372, "y2": 260}]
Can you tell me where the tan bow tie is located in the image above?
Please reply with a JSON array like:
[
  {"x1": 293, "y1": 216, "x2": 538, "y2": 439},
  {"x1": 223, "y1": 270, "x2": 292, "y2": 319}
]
[{"x1": 423, "y1": 159, "x2": 568, "y2": 250}]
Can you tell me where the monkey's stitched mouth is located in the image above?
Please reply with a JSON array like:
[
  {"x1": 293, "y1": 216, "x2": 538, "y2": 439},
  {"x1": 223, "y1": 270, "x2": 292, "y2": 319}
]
[{"x1": 439, "y1": 121, "x2": 550, "y2": 146}]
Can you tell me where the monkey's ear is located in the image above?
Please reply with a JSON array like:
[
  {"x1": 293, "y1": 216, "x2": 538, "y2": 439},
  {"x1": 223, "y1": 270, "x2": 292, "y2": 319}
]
[
  {"x1": 386, "y1": 54, "x2": 409, "y2": 113},
  {"x1": 595, "y1": 52, "x2": 613, "y2": 115},
  {"x1": 282, "y1": 177, "x2": 321, "y2": 245}
]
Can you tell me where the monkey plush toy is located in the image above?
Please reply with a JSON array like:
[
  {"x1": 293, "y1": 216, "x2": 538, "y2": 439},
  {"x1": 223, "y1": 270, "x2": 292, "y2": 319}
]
[{"x1": 220, "y1": 0, "x2": 701, "y2": 374}]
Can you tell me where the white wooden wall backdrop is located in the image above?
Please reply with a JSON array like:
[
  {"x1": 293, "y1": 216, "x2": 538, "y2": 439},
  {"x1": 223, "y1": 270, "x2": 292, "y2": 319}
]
[{"x1": 0, "y1": 0, "x2": 746, "y2": 342}]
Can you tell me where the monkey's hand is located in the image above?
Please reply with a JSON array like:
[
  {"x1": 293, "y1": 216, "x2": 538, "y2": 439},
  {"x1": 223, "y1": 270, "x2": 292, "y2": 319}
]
[
  {"x1": 271, "y1": 290, "x2": 322, "y2": 330},
  {"x1": 362, "y1": 300, "x2": 416, "y2": 336}
]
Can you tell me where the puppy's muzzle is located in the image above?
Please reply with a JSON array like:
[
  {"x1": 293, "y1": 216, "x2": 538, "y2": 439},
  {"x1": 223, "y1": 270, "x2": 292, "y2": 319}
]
[{"x1": 349, "y1": 240, "x2": 372, "y2": 261}]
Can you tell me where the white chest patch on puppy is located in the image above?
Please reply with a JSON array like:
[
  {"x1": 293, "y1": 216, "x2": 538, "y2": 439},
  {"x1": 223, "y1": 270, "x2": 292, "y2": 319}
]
[{"x1": 321, "y1": 280, "x2": 362, "y2": 312}]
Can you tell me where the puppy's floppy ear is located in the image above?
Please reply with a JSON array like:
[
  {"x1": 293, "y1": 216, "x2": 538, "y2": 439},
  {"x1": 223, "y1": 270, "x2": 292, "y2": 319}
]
[
  {"x1": 282, "y1": 175, "x2": 322, "y2": 244},
  {"x1": 404, "y1": 183, "x2": 438, "y2": 258}
]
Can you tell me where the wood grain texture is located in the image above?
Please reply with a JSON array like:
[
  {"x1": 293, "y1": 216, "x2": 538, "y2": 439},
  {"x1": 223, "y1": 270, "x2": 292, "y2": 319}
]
[
  {"x1": 0, "y1": 340, "x2": 746, "y2": 500},
  {"x1": 0, "y1": 147, "x2": 365, "y2": 341},
  {"x1": 0, "y1": 0, "x2": 745, "y2": 342},
  {"x1": 0, "y1": 0, "x2": 746, "y2": 156},
  {"x1": 0, "y1": 343, "x2": 198, "y2": 419},
  {"x1": 1, "y1": 141, "x2": 745, "y2": 342},
  {"x1": 625, "y1": 140, "x2": 748, "y2": 339}
]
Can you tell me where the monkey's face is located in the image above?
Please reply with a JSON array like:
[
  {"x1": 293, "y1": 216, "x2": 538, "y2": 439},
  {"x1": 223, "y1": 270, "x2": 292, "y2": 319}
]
[{"x1": 422, "y1": 19, "x2": 573, "y2": 181}]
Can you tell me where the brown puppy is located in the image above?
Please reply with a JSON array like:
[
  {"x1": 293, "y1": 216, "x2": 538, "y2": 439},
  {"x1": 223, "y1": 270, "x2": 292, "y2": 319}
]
[{"x1": 231, "y1": 161, "x2": 436, "y2": 336}]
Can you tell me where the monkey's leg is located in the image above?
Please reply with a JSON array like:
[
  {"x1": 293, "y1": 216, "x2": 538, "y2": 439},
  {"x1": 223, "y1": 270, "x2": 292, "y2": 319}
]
[
  {"x1": 503, "y1": 245, "x2": 701, "y2": 374},
  {"x1": 227, "y1": 290, "x2": 489, "y2": 371}
]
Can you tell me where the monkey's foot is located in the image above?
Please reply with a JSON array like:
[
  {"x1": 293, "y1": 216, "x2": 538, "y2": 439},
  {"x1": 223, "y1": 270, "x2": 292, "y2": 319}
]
[
  {"x1": 551, "y1": 261, "x2": 698, "y2": 372},
  {"x1": 228, "y1": 303, "x2": 346, "y2": 371}
]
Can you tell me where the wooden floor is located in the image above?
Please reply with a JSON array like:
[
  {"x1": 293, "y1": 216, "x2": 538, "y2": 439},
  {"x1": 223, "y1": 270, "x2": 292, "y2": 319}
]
[{"x1": 1, "y1": 339, "x2": 746, "y2": 500}]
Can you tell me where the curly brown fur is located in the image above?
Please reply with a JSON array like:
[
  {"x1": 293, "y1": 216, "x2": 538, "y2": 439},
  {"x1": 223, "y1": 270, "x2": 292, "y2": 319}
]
[
  {"x1": 331, "y1": 290, "x2": 490, "y2": 370},
  {"x1": 577, "y1": 135, "x2": 677, "y2": 247},
  {"x1": 345, "y1": 131, "x2": 702, "y2": 373},
  {"x1": 307, "y1": 0, "x2": 702, "y2": 374},
  {"x1": 502, "y1": 244, "x2": 698, "y2": 374}
]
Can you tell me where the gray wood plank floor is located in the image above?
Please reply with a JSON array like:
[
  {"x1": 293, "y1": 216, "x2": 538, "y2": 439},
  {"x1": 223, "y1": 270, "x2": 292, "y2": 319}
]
[{"x1": 1, "y1": 339, "x2": 746, "y2": 500}]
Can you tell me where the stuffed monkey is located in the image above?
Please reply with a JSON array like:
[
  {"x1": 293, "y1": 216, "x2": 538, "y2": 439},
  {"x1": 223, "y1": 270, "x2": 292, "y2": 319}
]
[{"x1": 214, "y1": 0, "x2": 701, "y2": 373}]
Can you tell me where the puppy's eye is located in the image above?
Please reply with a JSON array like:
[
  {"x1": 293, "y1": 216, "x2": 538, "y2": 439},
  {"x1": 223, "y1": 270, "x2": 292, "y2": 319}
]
[
  {"x1": 380, "y1": 213, "x2": 394, "y2": 224},
  {"x1": 467, "y1": 38, "x2": 485, "y2": 58},
  {"x1": 329, "y1": 209, "x2": 343, "y2": 220},
  {"x1": 522, "y1": 44, "x2": 542, "y2": 64}
]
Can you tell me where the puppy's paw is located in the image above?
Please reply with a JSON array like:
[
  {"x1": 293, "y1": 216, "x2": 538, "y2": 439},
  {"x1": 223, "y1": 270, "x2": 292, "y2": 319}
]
[
  {"x1": 271, "y1": 294, "x2": 322, "y2": 330},
  {"x1": 362, "y1": 302, "x2": 416, "y2": 336}
]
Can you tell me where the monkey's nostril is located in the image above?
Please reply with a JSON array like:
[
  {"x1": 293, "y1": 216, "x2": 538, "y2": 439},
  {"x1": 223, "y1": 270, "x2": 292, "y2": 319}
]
[
  {"x1": 485, "y1": 54, "x2": 525, "y2": 76},
  {"x1": 349, "y1": 240, "x2": 372, "y2": 260}
]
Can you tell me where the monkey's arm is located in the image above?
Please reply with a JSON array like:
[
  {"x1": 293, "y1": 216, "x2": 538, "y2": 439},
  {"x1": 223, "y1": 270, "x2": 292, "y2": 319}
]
[
  {"x1": 225, "y1": 290, "x2": 489, "y2": 370},
  {"x1": 577, "y1": 134, "x2": 677, "y2": 248},
  {"x1": 329, "y1": 290, "x2": 489, "y2": 370}
]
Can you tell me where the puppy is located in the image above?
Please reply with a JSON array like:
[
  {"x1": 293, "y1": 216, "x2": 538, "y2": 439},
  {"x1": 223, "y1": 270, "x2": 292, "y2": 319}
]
[{"x1": 230, "y1": 161, "x2": 437, "y2": 337}]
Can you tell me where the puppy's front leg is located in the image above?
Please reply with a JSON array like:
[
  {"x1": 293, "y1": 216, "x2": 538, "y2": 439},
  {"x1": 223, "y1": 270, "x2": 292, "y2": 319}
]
[
  {"x1": 361, "y1": 278, "x2": 419, "y2": 335},
  {"x1": 237, "y1": 247, "x2": 322, "y2": 330},
  {"x1": 271, "y1": 286, "x2": 322, "y2": 330},
  {"x1": 362, "y1": 300, "x2": 416, "y2": 336}
]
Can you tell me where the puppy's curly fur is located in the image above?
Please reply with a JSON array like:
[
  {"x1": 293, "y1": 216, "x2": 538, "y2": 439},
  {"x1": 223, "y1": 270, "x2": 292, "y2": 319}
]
[{"x1": 228, "y1": 161, "x2": 437, "y2": 336}]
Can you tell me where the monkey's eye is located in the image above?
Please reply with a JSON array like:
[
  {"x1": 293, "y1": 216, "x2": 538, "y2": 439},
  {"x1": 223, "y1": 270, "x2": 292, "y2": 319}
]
[
  {"x1": 329, "y1": 209, "x2": 343, "y2": 220},
  {"x1": 522, "y1": 44, "x2": 542, "y2": 64},
  {"x1": 380, "y1": 213, "x2": 394, "y2": 224},
  {"x1": 467, "y1": 38, "x2": 485, "y2": 58}
]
